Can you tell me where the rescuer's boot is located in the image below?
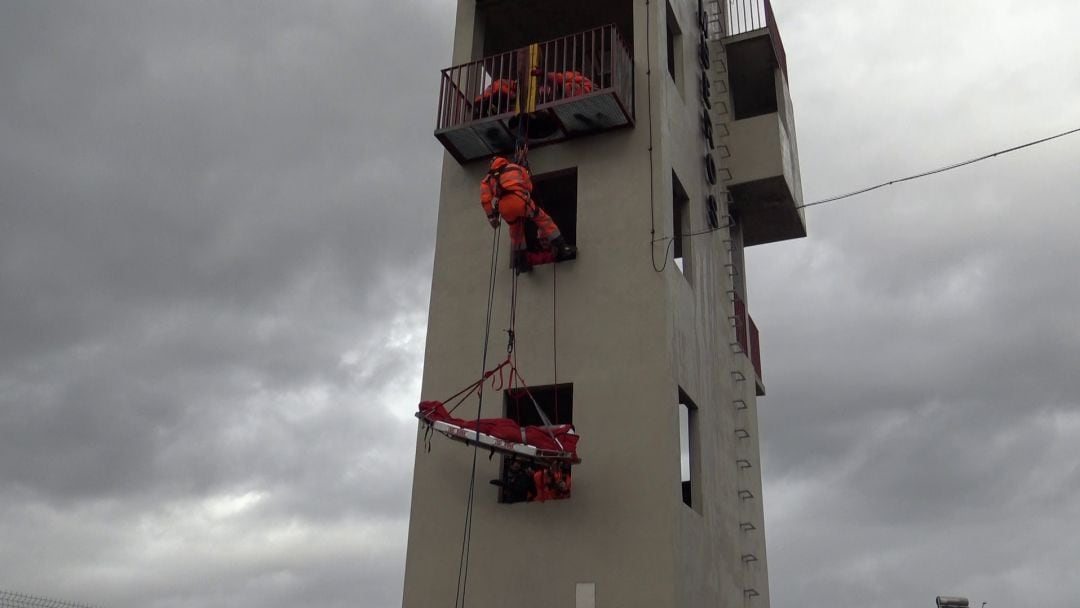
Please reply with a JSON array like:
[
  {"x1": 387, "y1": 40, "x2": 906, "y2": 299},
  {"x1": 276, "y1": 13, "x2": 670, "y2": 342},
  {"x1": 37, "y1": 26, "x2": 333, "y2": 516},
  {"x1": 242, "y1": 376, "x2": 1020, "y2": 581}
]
[
  {"x1": 513, "y1": 251, "x2": 532, "y2": 274},
  {"x1": 551, "y1": 236, "x2": 577, "y2": 261}
]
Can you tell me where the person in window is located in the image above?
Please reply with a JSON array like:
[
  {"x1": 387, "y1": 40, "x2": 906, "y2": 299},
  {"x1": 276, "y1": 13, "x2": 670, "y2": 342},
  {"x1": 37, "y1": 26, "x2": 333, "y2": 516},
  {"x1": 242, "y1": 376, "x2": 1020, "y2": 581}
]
[
  {"x1": 480, "y1": 156, "x2": 577, "y2": 274},
  {"x1": 532, "y1": 462, "x2": 572, "y2": 502},
  {"x1": 546, "y1": 71, "x2": 594, "y2": 99},
  {"x1": 473, "y1": 79, "x2": 517, "y2": 119}
]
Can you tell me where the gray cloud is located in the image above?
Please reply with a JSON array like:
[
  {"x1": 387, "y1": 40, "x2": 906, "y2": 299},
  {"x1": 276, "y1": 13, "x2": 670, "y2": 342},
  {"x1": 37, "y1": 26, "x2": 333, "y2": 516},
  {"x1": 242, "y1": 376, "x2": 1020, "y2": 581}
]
[
  {"x1": 1, "y1": 1, "x2": 449, "y2": 606},
  {"x1": 752, "y1": 2, "x2": 1080, "y2": 606}
]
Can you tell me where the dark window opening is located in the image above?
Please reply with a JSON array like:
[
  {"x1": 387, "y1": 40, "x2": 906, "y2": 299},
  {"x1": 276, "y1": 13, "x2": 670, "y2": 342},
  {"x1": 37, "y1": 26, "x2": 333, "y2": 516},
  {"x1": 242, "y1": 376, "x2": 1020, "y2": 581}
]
[
  {"x1": 672, "y1": 171, "x2": 690, "y2": 276},
  {"x1": 666, "y1": 2, "x2": 682, "y2": 86},
  {"x1": 496, "y1": 384, "x2": 574, "y2": 504},
  {"x1": 525, "y1": 168, "x2": 578, "y2": 253},
  {"x1": 505, "y1": 383, "x2": 573, "y2": 427},
  {"x1": 727, "y1": 36, "x2": 779, "y2": 119},
  {"x1": 678, "y1": 388, "x2": 700, "y2": 511},
  {"x1": 479, "y1": 0, "x2": 635, "y2": 58}
]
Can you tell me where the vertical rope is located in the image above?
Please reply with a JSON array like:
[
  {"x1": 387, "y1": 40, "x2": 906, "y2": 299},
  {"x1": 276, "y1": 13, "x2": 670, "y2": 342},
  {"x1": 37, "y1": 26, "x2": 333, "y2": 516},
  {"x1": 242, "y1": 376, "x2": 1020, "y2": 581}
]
[
  {"x1": 454, "y1": 223, "x2": 501, "y2": 608},
  {"x1": 552, "y1": 262, "x2": 559, "y2": 423}
]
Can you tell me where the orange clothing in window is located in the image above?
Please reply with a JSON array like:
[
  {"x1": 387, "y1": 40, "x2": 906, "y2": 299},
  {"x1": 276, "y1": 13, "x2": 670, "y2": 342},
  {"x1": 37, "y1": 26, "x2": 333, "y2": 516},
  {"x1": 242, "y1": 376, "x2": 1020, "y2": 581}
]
[
  {"x1": 532, "y1": 466, "x2": 571, "y2": 502},
  {"x1": 480, "y1": 157, "x2": 562, "y2": 252}
]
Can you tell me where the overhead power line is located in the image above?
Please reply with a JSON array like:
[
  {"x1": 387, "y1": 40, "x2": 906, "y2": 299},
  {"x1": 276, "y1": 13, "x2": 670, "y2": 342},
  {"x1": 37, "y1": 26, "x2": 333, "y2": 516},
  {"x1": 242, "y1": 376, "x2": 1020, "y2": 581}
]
[{"x1": 797, "y1": 125, "x2": 1080, "y2": 210}]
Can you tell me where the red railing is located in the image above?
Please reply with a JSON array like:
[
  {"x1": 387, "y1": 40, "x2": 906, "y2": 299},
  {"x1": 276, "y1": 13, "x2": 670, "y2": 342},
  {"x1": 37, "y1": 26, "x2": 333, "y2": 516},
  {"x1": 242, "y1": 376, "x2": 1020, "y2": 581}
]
[
  {"x1": 748, "y1": 316, "x2": 762, "y2": 383},
  {"x1": 734, "y1": 295, "x2": 749, "y2": 354},
  {"x1": 711, "y1": 0, "x2": 788, "y2": 78},
  {"x1": 435, "y1": 24, "x2": 634, "y2": 132},
  {"x1": 731, "y1": 293, "x2": 763, "y2": 384}
]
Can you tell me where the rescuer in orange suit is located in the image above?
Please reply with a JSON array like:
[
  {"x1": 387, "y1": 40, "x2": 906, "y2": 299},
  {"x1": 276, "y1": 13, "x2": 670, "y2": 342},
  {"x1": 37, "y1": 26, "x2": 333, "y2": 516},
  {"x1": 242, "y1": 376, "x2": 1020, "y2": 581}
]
[
  {"x1": 532, "y1": 462, "x2": 571, "y2": 502},
  {"x1": 480, "y1": 156, "x2": 577, "y2": 273},
  {"x1": 546, "y1": 71, "x2": 594, "y2": 98}
]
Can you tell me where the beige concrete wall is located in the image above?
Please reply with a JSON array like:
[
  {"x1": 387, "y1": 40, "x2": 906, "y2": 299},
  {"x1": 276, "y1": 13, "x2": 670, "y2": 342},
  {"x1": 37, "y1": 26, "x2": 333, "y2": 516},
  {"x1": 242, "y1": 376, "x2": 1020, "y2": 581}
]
[{"x1": 403, "y1": 0, "x2": 778, "y2": 606}]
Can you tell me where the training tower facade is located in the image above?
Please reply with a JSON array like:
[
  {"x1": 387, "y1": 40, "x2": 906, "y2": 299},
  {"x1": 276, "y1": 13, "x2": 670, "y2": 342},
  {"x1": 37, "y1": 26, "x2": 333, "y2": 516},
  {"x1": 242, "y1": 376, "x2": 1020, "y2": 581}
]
[{"x1": 404, "y1": 0, "x2": 805, "y2": 606}]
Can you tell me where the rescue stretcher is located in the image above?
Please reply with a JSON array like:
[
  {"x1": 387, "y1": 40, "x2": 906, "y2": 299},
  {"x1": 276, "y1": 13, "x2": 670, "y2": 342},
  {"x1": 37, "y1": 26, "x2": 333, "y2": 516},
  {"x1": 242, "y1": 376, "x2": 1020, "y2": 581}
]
[{"x1": 417, "y1": 400, "x2": 581, "y2": 464}]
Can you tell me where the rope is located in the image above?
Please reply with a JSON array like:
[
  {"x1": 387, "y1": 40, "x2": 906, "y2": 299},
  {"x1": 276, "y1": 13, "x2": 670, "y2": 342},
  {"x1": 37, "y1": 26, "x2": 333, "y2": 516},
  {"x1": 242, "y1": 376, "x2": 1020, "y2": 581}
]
[
  {"x1": 508, "y1": 366, "x2": 565, "y2": 451},
  {"x1": 514, "y1": 113, "x2": 531, "y2": 169},
  {"x1": 454, "y1": 222, "x2": 501, "y2": 608},
  {"x1": 442, "y1": 358, "x2": 513, "y2": 416},
  {"x1": 552, "y1": 262, "x2": 559, "y2": 424}
]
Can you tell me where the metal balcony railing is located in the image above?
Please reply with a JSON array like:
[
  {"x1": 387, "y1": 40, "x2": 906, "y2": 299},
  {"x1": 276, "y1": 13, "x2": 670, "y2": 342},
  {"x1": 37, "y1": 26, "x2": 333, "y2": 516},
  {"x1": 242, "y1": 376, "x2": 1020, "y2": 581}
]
[
  {"x1": 706, "y1": 0, "x2": 788, "y2": 77},
  {"x1": 434, "y1": 24, "x2": 634, "y2": 163}
]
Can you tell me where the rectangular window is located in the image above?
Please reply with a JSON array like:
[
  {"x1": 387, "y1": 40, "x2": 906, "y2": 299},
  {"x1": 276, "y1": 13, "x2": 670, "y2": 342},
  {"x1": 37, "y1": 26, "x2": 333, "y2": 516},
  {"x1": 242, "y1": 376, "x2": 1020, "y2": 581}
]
[
  {"x1": 478, "y1": 1, "x2": 635, "y2": 58},
  {"x1": 666, "y1": 2, "x2": 683, "y2": 88},
  {"x1": 727, "y1": 37, "x2": 779, "y2": 119},
  {"x1": 497, "y1": 384, "x2": 574, "y2": 504},
  {"x1": 672, "y1": 171, "x2": 690, "y2": 277},
  {"x1": 678, "y1": 388, "x2": 700, "y2": 510},
  {"x1": 505, "y1": 383, "x2": 573, "y2": 426},
  {"x1": 528, "y1": 168, "x2": 577, "y2": 248}
]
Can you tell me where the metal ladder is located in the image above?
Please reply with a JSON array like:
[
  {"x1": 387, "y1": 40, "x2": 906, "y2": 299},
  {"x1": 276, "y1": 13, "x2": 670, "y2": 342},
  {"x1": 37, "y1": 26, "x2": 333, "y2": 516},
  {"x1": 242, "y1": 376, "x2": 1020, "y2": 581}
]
[{"x1": 704, "y1": 1, "x2": 761, "y2": 602}]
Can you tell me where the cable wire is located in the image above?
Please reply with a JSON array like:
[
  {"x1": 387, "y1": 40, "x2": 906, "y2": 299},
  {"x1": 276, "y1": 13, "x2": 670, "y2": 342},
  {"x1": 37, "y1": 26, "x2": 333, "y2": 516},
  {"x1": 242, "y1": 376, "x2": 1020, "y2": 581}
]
[
  {"x1": 454, "y1": 224, "x2": 501, "y2": 608},
  {"x1": 798, "y1": 125, "x2": 1080, "y2": 209}
]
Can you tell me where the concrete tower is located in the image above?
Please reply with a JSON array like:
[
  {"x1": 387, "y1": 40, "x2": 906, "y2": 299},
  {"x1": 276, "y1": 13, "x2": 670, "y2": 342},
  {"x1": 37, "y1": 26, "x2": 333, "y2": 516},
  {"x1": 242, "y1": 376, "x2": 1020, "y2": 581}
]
[{"x1": 403, "y1": 1, "x2": 805, "y2": 607}]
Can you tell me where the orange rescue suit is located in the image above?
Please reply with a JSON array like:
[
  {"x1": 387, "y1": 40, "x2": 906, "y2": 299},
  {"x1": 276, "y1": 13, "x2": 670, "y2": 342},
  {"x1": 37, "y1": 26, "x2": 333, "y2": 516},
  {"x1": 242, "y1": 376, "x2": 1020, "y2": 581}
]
[
  {"x1": 480, "y1": 157, "x2": 562, "y2": 253},
  {"x1": 546, "y1": 71, "x2": 594, "y2": 98},
  {"x1": 532, "y1": 466, "x2": 572, "y2": 502}
]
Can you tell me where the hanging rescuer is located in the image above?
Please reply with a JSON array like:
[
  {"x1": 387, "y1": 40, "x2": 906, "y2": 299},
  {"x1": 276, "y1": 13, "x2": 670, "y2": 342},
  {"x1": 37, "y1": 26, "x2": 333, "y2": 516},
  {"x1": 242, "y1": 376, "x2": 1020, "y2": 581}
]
[{"x1": 480, "y1": 156, "x2": 577, "y2": 273}]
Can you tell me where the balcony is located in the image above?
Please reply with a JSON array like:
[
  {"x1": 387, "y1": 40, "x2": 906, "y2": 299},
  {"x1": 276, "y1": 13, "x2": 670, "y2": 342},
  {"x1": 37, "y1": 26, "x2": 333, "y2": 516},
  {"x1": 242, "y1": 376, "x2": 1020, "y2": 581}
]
[
  {"x1": 712, "y1": 0, "x2": 806, "y2": 246},
  {"x1": 726, "y1": 110, "x2": 805, "y2": 246},
  {"x1": 732, "y1": 293, "x2": 765, "y2": 396},
  {"x1": 434, "y1": 25, "x2": 634, "y2": 164}
]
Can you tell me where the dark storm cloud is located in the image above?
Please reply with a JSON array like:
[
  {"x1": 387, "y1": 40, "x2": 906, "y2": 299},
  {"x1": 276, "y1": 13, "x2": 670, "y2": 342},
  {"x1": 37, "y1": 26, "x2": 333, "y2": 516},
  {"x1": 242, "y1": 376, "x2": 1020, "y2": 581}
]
[{"x1": 1, "y1": 1, "x2": 451, "y2": 606}]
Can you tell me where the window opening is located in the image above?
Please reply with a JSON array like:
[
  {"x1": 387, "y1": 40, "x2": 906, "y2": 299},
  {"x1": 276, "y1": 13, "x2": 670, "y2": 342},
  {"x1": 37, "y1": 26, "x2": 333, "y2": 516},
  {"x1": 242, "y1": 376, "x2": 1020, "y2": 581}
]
[
  {"x1": 666, "y1": 2, "x2": 683, "y2": 88},
  {"x1": 672, "y1": 171, "x2": 690, "y2": 276},
  {"x1": 496, "y1": 384, "x2": 574, "y2": 504},
  {"x1": 678, "y1": 388, "x2": 700, "y2": 510},
  {"x1": 727, "y1": 37, "x2": 779, "y2": 119},
  {"x1": 525, "y1": 168, "x2": 578, "y2": 252},
  {"x1": 478, "y1": 0, "x2": 635, "y2": 58}
]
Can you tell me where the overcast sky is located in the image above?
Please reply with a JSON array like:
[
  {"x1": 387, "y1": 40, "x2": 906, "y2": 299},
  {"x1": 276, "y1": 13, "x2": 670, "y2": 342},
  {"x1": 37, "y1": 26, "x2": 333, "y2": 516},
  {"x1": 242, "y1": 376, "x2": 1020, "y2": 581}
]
[{"x1": 1, "y1": 1, "x2": 1078, "y2": 607}]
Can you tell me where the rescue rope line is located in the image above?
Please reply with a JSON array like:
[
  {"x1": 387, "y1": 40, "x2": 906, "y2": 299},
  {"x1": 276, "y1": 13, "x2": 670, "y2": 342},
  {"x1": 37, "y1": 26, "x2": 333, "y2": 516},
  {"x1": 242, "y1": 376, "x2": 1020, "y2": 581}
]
[
  {"x1": 798, "y1": 124, "x2": 1080, "y2": 209},
  {"x1": 454, "y1": 223, "x2": 501, "y2": 608},
  {"x1": 552, "y1": 263, "x2": 558, "y2": 424}
]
